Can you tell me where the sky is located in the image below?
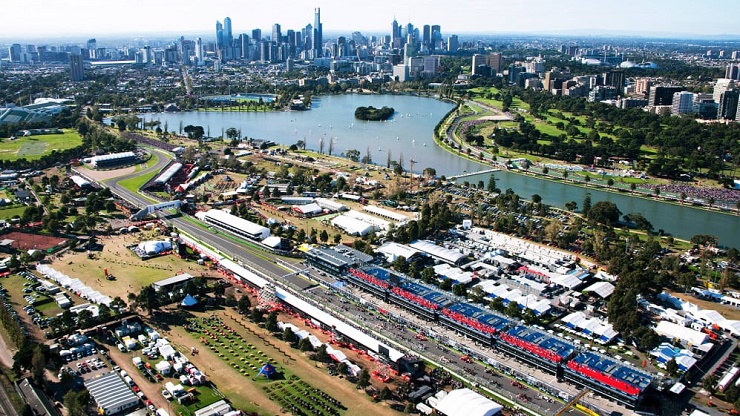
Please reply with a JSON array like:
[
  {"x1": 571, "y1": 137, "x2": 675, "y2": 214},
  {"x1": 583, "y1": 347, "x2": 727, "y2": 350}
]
[{"x1": 1, "y1": 0, "x2": 739, "y2": 41}]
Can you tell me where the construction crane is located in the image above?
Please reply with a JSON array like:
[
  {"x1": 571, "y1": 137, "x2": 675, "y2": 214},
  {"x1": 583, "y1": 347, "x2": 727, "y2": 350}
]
[{"x1": 554, "y1": 388, "x2": 591, "y2": 416}]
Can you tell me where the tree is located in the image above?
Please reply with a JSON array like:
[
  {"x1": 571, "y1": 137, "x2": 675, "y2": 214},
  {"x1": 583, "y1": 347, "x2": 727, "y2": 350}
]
[
  {"x1": 703, "y1": 374, "x2": 718, "y2": 395},
  {"x1": 505, "y1": 301, "x2": 521, "y2": 318},
  {"x1": 283, "y1": 327, "x2": 298, "y2": 344},
  {"x1": 623, "y1": 213, "x2": 653, "y2": 232},
  {"x1": 346, "y1": 149, "x2": 360, "y2": 162},
  {"x1": 250, "y1": 308, "x2": 263, "y2": 323},
  {"x1": 319, "y1": 229, "x2": 329, "y2": 243},
  {"x1": 265, "y1": 311, "x2": 278, "y2": 332},
  {"x1": 31, "y1": 347, "x2": 46, "y2": 386},
  {"x1": 565, "y1": 201, "x2": 577, "y2": 212},
  {"x1": 421, "y1": 267, "x2": 436, "y2": 284},
  {"x1": 379, "y1": 386, "x2": 392, "y2": 401},
  {"x1": 333, "y1": 233, "x2": 342, "y2": 244},
  {"x1": 298, "y1": 337, "x2": 314, "y2": 352},
  {"x1": 356, "y1": 369, "x2": 371, "y2": 388},
  {"x1": 337, "y1": 361, "x2": 349, "y2": 375},
  {"x1": 665, "y1": 358, "x2": 679, "y2": 376},
  {"x1": 588, "y1": 201, "x2": 622, "y2": 225},
  {"x1": 582, "y1": 193, "x2": 592, "y2": 216},
  {"x1": 392, "y1": 256, "x2": 409, "y2": 274},
  {"x1": 531, "y1": 194, "x2": 542, "y2": 204},
  {"x1": 225, "y1": 127, "x2": 238, "y2": 140},
  {"x1": 452, "y1": 283, "x2": 467, "y2": 297}
]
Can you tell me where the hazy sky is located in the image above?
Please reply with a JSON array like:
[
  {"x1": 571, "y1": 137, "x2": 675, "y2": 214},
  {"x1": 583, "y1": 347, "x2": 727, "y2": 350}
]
[{"x1": 2, "y1": 0, "x2": 739, "y2": 40}]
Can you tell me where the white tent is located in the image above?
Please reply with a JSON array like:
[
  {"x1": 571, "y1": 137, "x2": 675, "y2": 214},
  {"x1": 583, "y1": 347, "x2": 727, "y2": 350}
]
[{"x1": 434, "y1": 388, "x2": 503, "y2": 416}]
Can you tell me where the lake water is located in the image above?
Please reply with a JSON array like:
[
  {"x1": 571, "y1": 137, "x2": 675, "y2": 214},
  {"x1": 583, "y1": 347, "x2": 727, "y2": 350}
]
[{"x1": 142, "y1": 94, "x2": 739, "y2": 247}]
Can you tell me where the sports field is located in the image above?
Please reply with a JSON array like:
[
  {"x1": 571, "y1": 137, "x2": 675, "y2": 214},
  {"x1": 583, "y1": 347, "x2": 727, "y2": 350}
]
[{"x1": 0, "y1": 130, "x2": 84, "y2": 161}]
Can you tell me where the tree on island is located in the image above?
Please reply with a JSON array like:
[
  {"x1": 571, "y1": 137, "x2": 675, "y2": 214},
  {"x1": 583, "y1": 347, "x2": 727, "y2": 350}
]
[{"x1": 354, "y1": 106, "x2": 395, "y2": 121}]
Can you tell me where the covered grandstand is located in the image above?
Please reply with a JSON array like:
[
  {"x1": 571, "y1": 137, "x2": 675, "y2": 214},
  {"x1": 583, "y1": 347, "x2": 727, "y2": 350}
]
[
  {"x1": 196, "y1": 209, "x2": 270, "y2": 241},
  {"x1": 497, "y1": 325, "x2": 576, "y2": 372},
  {"x1": 88, "y1": 151, "x2": 138, "y2": 169},
  {"x1": 409, "y1": 240, "x2": 468, "y2": 265},
  {"x1": 564, "y1": 351, "x2": 653, "y2": 408},
  {"x1": 153, "y1": 163, "x2": 183, "y2": 187},
  {"x1": 440, "y1": 303, "x2": 509, "y2": 345},
  {"x1": 69, "y1": 175, "x2": 91, "y2": 189}
]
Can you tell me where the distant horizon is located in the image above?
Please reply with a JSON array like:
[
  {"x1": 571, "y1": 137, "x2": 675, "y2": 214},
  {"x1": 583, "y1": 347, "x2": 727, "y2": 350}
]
[
  {"x1": 2, "y1": 28, "x2": 740, "y2": 46},
  {"x1": 1, "y1": 0, "x2": 739, "y2": 44}
]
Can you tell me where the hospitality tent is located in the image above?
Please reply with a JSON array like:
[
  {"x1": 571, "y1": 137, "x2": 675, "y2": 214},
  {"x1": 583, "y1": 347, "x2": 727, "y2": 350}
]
[
  {"x1": 181, "y1": 294, "x2": 198, "y2": 307},
  {"x1": 434, "y1": 388, "x2": 503, "y2": 416},
  {"x1": 583, "y1": 281, "x2": 615, "y2": 298}
]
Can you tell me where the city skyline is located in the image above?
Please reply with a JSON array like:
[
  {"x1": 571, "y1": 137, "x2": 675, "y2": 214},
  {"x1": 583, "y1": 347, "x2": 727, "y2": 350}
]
[{"x1": 1, "y1": 0, "x2": 740, "y2": 41}]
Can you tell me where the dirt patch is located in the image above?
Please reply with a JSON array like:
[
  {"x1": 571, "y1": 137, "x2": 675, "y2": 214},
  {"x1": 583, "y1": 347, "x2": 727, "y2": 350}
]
[
  {"x1": 2, "y1": 231, "x2": 67, "y2": 252},
  {"x1": 76, "y1": 165, "x2": 137, "y2": 182}
]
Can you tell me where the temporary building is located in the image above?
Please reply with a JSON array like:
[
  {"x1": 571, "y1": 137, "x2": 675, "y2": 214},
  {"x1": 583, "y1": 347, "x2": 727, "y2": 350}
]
[
  {"x1": 181, "y1": 294, "x2": 198, "y2": 307},
  {"x1": 434, "y1": 388, "x2": 503, "y2": 416}
]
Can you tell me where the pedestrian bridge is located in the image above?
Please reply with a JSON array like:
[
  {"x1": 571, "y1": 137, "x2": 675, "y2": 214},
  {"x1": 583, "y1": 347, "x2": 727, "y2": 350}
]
[
  {"x1": 130, "y1": 200, "x2": 181, "y2": 221},
  {"x1": 447, "y1": 168, "x2": 500, "y2": 180}
]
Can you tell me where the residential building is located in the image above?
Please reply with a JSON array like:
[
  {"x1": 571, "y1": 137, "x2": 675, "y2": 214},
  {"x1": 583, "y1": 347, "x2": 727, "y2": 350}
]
[
  {"x1": 713, "y1": 78, "x2": 735, "y2": 103},
  {"x1": 648, "y1": 86, "x2": 684, "y2": 106},
  {"x1": 69, "y1": 53, "x2": 84, "y2": 82},
  {"x1": 488, "y1": 52, "x2": 502, "y2": 74},
  {"x1": 671, "y1": 91, "x2": 694, "y2": 115},
  {"x1": 718, "y1": 90, "x2": 739, "y2": 120}
]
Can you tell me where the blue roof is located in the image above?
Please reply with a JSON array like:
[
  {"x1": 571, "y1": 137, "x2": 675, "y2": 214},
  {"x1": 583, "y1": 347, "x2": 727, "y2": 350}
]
[
  {"x1": 507, "y1": 325, "x2": 575, "y2": 359},
  {"x1": 365, "y1": 267, "x2": 392, "y2": 281},
  {"x1": 402, "y1": 282, "x2": 450, "y2": 306},
  {"x1": 571, "y1": 351, "x2": 652, "y2": 391},
  {"x1": 181, "y1": 294, "x2": 198, "y2": 307},
  {"x1": 447, "y1": 303, "x2": 509, "y2": 331}
]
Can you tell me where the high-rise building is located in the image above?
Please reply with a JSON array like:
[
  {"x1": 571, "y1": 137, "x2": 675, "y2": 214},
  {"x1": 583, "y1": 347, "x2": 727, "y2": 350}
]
[
  {"x1": 471, "y1": 54, "x2": 488, "y2": 75},
  {"x1": 8, "y1": 44, "x2": 21, "y2": 62},
  {"x1": 603, "y1": 70, "x2": 625, "y2": 89},
  {"x1": 648, "y1": 86, "x2": 684, "y2": 106},
  {"x1": 634, "y1": 78, "x2": 652, "y2": 95},
  {"x1": 195, "y1": 38, "x2": 203, "y2": 65},
  {"x1": 488, "y1": 53, "x2": 502, "y2": 74},
  {"x1": 216, "y1": 21, "x2": 224, "y2": 60},
  {"x1": 252, "y1": 29, "x2": 262, "y2": 43},
  {"x1": 86, "y1": 39, "x2": 97, "y2": 59},
  {"x1": 718, "y1": 90, "x2": 739, "y2": 120},
  {"x1": 313, "y1": 7, "x2": 323, "y2": 57},
  {"x1": 447, "y1": 35, "x2": 458, "y2": 53},
  {"x1": 713, "y1": 78, "x2": 735, "y2": 103},
  {"x1": 223, "y1": 17, "x2": 233, "y2": 59},
  {"x1": 272, "y1": 24, "x2": 282, "y2": 43},
  {"x1": 239, "y1": 34, "x2": 250, "y2": 60},
  {"x1": 431, "y1": 25, "x2": 441, "y2": 50},
  {"x1": 726, "y1": 64, "x2": 740, "y2": 81},
  {"x1": 69, "y1": 53, "x2": 84, "y2": 82},
  {"x1": 391, "y1": 19, "x2": 400, "y2": 48},
  {"x1": 671, "y1": 91, "x2": 694, "y2": 115},
  {"x1": 422, "y1": 25, "x2": 431, "y2": 50}
]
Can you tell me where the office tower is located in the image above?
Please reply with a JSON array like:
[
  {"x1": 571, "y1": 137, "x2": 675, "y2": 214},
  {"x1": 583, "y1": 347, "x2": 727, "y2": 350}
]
[
  {"x1": 718, "y1": 90, "x2": 739, "y2": 120},
  {"x1": 286, "y1": 57, "x2": 294, "y2": 72},
  {"x1": 260, "y1": 41, "x2": 272, "y2": 63},
  {"x1": 713, "y1": 78, "x2": 735, "y2": 103},
  {"x1": 726, "y1": 64, "x2": 740, "y2": 81},
  {"x1": 69, "y1": 53, "x2": 84, "y2": 81},
  {"x1": 648, "y1": 86, "x2": 684, "y2": 106},
  {"x1": 447, "y1": 35, "x2": 458, "y2": 53},
  {"x1": 216, "y1": 20, "x2": 224, "y2": 60},
  {"x1": 238, "y1": 34, "x2": 250, "y2": 60},
  {"x1": 195, "y1": 38, "x2": 203, "y2": 65},
  {"x1": 671, "y1": 91, "x2": 694, "y2": 115},
  {"x1": 313, "y1": 7, "x2": 323, "y2": 57},
  {"x1": 8, "y1": 44, "x2": 21, "y2": 62},
  {"x1": 86, "y1": 38, "x2": 97, "y2": 59},
  {"x1": 603, "y1": 70, "x2": 625, "y2": 89},
  {"x1": 391, "y1": 19, "x2": 400, "y2": 48},
  {"x1": 223, "y1": 17, "x2": 233, "y2": 59},
  {"x1": 272, "y1": 24, "x2": 282, "y2": 43},
  {"x1": 488, "y1": 52, "x2": 502, "y2": 74},
  {"x1": 422, "y1": 25, "x2": 431, "y2": 50},
  {"x1": 252, "y1": 29, "x2": 262, "y2": 43},
  {"x1": 431, "y1": 25, "x2": 441, "y2": 50},
  {"x1": 471, "y1": 54, "x2": 488, "y2": 76},
  {"x1": 393, "y1": 64, "x2": 409, "y2": 82},
  {"x1": 286, "y1": 30, "x2": 296, "y2": 47}
]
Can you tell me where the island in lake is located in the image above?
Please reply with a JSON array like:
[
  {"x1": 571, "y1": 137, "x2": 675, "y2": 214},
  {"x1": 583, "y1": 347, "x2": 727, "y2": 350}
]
[{"x1": 354, "y1": 106, "x2": 395, "y2": 121}]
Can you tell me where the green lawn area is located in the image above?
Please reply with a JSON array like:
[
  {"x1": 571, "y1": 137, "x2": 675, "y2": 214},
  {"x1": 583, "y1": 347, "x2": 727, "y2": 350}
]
[
  {"x1": 173, "y1": 385, "x2": 224, "y2": 416},
  {"x1": 0, "y1": 205, "x2": 26, "y2": 220},
  {"x1": 117, "y1": 171, "x2": 159, "y2": 194},
  {"x1": 0, "y1": 130, "x2": 83, "y2": 161}
]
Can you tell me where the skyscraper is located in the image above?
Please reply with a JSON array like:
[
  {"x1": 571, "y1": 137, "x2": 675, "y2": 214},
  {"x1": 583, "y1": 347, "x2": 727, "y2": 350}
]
[
  {"x1": 671, "y1": 91, "x2": 694, "y2": 115},
  {"x1": 69, "y1": 53, "x2": 84, "y2": 82},
  {"x1": 391, "y1": 19, "x2": 400, "y2": 48},
  {"x1": 713, "y1": 78, "x2": 735, "y2": 103},
  {"x1": 718, "y1": 90, "x2": 739, "y2": 120},
  {"x1": 272, "y1": 24, "x2": 282, "y2": 43},
  {"x1": 422, "y1": 25, "x2": 431, "y2": 50},
  {"x1": 195, "y1": 38, "x2": 203, "y2": 65},
  {"x1": 252, "y1": 29, "x2": 262, "y2": 43},
  {"x1": 216, "y1": 21, "x2": 224, "y2": 60},
  {"x1": 447, "y1": 35, "x2": 458, "y2": 53},
  {"x1": 86, "y1": 38, "x2": 97, "y2": 59},
  {"x1": 313, "y1": 7, "x2": 323, "y2": 57},
  {"x1": 488, "y1": 53, "x2": 502, "y2": 74},
  {"x1": 431, "y1": 25, "x2": 441, "y2": 50},
  {"x1": 223, "y1": 17, "x2": 233, "y2": 59},
  {"x1": 726, "y1": 64, "x2": 740, "y2": 81}
]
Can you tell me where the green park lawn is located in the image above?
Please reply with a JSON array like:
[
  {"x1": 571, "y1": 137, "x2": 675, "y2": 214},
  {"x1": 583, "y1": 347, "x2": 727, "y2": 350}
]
[
  {"x1": 0, "y1": 205, "x2": 25, "y2": 220},
  {"x1": 0, "y1": 130, "x2": 83, "y2": 161}
]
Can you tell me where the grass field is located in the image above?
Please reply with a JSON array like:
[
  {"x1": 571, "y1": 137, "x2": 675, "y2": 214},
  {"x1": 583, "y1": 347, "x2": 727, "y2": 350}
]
[
  {"x1": 0, "y1": 130, "x2": 83, "y2": 161},
  {"x1": 0, "y1": 206, "x2": 25, "y2": 220}
]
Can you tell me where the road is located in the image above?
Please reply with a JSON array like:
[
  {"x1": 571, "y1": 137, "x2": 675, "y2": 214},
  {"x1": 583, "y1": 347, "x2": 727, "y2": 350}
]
[{"x1": 103, "y1": 149, "x2": 620, "y2": 416}]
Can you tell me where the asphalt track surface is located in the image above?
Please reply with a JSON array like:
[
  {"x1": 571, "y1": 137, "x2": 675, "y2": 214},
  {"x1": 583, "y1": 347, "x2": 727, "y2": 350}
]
[{"x1": 103, "y1": 149, "x2": 596, "y2": 416}]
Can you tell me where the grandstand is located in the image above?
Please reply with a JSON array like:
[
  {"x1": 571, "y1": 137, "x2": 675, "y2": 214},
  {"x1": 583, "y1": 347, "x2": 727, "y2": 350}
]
[
  {"x1": 0, "y1": 107, "x2": 51, "y2": 126},
  {"x1": 564, "y1": 351, "x2": 653, "y2": 408},
  {"x1": 88, "y1": 151, "x2": 138, "y2": 169},
  {"x1": 69, "y1": 175, "x2": 91, "y2": 189},
  {"x1": 440, "y1": 303, "x2": 509, "y2": 345},
  {"x1": 196, "y1": 209, "x2": 270, "y2": 241},
  {"x1": 152, "y1": 163, "x2": 183, "y2": 187},
  {"x1": 497, "y1": 325, "x2": 576, "y2": 372}
]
